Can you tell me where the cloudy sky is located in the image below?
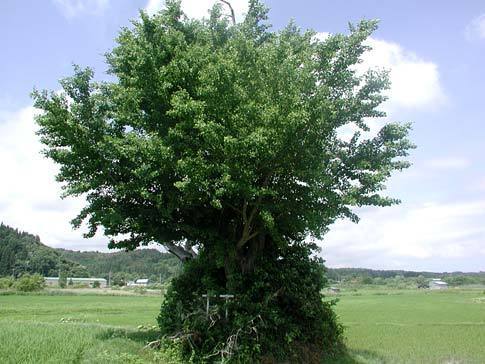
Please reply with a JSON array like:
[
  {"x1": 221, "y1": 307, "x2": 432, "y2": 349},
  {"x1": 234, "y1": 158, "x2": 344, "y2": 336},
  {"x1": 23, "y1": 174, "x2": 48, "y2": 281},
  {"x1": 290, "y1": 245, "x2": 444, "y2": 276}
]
[{"x1": 1, "y1": 0, "x2": 484, "y2": 272}]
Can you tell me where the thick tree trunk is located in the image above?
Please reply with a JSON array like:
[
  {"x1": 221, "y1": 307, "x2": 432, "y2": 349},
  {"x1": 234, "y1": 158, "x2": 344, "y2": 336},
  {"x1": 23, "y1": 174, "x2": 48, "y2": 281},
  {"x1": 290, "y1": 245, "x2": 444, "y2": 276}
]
[{"x1": 235, "y1": 234, "x2": 266, "y2": 275}]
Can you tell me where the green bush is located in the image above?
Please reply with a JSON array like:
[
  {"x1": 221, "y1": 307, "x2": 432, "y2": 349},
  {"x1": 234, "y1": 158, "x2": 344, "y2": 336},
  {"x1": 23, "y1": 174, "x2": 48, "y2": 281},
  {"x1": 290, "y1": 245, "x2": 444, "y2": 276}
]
[
  {"x1": 0, "y1": 277, "x2": 15, "y2": 290},
  {"x1": 134, "y1": 286, "x2": 147, "y2": 295},
  {"x1": 147, "y1": 283, "x2": 163, "y2": 290},
  {"x1": 72, "y1": 283, "x2": 89, "y2": 289},
  {"x1": 59, "y1": 273, "x2": 67, "y2": 288},
  {"x1": 14, "y1": 274, "x2": 45, "y2": 292},
  {"x1": 92, "y1": 281, "x2": 101, "y2": 288}
]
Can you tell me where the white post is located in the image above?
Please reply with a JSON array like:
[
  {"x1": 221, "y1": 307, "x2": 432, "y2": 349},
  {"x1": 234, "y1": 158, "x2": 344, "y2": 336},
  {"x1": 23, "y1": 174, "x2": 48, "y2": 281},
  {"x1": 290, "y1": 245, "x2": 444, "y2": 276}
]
[
  {"x1": 219, "y1": 294, "x2": 234, "y2": 319},
  {"x1": 202, "y1": 294, "x2": 210, "y2": 317}
]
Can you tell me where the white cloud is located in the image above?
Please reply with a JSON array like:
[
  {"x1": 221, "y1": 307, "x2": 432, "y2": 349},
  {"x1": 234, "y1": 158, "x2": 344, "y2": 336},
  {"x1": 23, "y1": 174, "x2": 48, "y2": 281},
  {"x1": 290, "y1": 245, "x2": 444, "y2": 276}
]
[
  {"x1": 321, "y1": 200, "x2": 485, "y2": 271},
  {"x1": 0, "y1": 106, "x2": 106, "y2": 251},
  {"x1": 315, "y1": 33, "x2": 446, "y2": 142},
  {"x1": 52, "y1": 0, "x2": 109, "y2": 18},
  {"x1": 145, "y1": 0, "x2": 162, "y2": 16},
  {"x1": 145, "y1": 0, "x2": 249, "y2": 22},
  {"x1": 476, "y1": 177, "x2": 485, "y2": 191},
  {"x1": 424, "y1": 157, "x2": 470, "y2": 170},
  {"x1": 465, "y1": 14, "x2": 485, "y2": 41},
  {"x1": 360, "y1": 38, "x2": 445, "y2": 112},
  {"x1": 315, "y1": 33, "x2": 445, "y2": 113}
]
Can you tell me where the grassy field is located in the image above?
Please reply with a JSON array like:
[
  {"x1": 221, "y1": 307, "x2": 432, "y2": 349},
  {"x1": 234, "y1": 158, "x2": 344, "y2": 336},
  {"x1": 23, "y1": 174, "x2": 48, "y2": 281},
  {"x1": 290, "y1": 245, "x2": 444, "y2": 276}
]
[
  {"x1": 335, "y1": 289, "x2": 485, "y2": 364},
  {"x1": 0, "y1": 289, "x2": 484, "y2": 363},
  {"x1": 0, "y1": 293, "x2": 165, "y2": 363}
]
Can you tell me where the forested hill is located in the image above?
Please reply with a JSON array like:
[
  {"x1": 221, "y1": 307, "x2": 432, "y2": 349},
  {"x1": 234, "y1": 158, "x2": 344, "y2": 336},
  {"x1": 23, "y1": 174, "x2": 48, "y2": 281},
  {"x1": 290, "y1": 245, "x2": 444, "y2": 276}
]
[
  {"x1": 0, "y1": 223, "x2": 88, "y2": 277},
  {"x1": 0, "y1": 223, "x2": 180, "y2": 283},
  {"x1": 58, "y1": 248, "x2": 180, "y2": 284}
]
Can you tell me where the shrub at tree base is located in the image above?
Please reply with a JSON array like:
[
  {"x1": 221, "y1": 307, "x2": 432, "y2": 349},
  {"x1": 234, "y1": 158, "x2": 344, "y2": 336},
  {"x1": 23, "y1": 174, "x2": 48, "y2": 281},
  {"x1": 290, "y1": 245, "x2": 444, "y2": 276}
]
[{"x1": 158, "y1": 244, "x2": 344, "y2": 363}]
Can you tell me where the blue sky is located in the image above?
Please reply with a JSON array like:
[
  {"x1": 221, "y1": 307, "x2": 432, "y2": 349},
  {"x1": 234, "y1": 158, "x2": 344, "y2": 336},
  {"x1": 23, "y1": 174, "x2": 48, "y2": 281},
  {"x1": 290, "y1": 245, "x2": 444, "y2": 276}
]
[{"x1": 1, "y1": 0, "x2": 484, "y2": 272}]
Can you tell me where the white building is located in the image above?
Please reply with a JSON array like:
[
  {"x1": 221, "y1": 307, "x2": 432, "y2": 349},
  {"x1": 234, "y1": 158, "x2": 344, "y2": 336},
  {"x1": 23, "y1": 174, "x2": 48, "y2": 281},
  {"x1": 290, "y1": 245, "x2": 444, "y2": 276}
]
[
  {"x1": 44, "y1": 277, "x2": 107, "y2": 288},
  {"x1": 429, "y1": 279, "x2": 448, "y2": 290},
  {"x1": 127, "y1": 278, "x2": 149, "y2": 287}
]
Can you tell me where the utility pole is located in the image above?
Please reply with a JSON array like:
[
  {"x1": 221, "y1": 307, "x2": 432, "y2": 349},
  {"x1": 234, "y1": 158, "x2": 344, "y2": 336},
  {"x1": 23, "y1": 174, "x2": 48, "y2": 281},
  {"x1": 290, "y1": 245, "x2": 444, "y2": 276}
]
[{"x1": 108, "y1": 270, "x2": 112, "y2": 288}]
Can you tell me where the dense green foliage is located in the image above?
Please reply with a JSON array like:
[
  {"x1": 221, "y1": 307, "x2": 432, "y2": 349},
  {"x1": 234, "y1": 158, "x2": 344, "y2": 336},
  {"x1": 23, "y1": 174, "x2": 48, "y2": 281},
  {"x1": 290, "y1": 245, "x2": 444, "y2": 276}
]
[
  {"x1": 13, "y1": 273, "x2": 46, "y2": 292},
  {"x1": 0, "y1": 276, "x2": 14, "y2": 289},
  {"x1": 32, "y1": 1, "x2": 413, "y2": 261},
  {"x1": 0, "y1": 223, "x2": 88, "y2": 278},
  {"x1": 32, "y1": 0, "x2": 415, "y2": 361},
  {"x1": 0, "y1": 274, "x2": 45, "y2": 292},
  {"x1": 159, "y1": 243, "x2": 343, "y2": 362}
]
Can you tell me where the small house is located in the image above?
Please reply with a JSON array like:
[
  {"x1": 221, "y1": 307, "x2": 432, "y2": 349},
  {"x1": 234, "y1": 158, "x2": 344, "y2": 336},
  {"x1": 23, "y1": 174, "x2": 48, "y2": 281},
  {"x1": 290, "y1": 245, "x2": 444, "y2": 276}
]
[
  {"x1": 429, "y1": 279, "x2": 448, "y2": 290},
  {"x1": 127, "y1": 278, "x2": 149, "y2": 287},
  {"x1": 135, "y1": 278, "x2": 149, "y2": 286}
]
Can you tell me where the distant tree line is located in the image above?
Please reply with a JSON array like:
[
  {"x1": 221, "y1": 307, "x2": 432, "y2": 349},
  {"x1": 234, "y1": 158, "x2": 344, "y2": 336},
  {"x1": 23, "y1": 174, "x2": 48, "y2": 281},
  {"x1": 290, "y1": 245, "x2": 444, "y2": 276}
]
[
  {"x1": 2, "y1": 223, "x2": 482, "y2": 288},
  {"x1": 327, "y1": 268, "x2": 485, "y2": 288},
  {"x1": 59, "y1": 248, "x2": 181, "y2": 284}
]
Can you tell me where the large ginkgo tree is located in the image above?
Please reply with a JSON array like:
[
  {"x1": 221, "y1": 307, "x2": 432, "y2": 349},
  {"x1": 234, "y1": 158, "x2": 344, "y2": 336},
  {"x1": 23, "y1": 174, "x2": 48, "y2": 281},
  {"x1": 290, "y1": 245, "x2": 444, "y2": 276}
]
[{"x1": 33, "y1": 1, "x2": 413, "y2": 362}]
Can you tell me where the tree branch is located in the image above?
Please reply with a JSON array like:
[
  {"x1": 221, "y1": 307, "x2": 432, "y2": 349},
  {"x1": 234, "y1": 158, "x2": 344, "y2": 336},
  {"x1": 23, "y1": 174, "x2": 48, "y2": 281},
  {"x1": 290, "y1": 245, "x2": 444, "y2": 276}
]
[
  {"x1": 236, "y1": 175, "x2": 272, "y2": 249},
  {"x1": 165, "y1": 241, "x2": 196, "y2": 262},
  {"x1": 219, "y1": 0, "x2": 236, "y2": 25}
]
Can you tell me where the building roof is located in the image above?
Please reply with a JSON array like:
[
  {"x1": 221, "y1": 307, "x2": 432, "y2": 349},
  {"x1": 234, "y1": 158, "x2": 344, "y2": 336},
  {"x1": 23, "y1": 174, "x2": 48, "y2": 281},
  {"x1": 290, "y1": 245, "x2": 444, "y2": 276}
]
[
  {"x1": 429, "y1": 279, "x2": 447, "y2": 285},
  {"x1": 44, "y1": 277, "x2": 107, "y2": 282},
  {"x1": 136, "y1": 279, "x2": 149, "y2": 283}
]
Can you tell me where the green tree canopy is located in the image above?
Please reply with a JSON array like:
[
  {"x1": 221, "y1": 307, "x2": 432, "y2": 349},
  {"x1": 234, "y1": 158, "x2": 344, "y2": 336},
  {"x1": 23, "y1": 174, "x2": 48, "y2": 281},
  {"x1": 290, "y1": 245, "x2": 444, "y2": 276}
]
[{"x1": 33, "y1": 0, "x2": 413, "y2": 272}]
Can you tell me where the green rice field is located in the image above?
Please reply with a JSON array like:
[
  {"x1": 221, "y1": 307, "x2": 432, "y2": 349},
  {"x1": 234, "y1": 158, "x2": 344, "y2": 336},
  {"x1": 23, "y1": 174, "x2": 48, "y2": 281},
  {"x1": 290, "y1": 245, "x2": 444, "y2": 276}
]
[
  {"x1": 0, "y1": 289, "x2": 484, "y2": 363},
  {"x1": 334, "y1": 289, "x2": 485, "y2": 363}
]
